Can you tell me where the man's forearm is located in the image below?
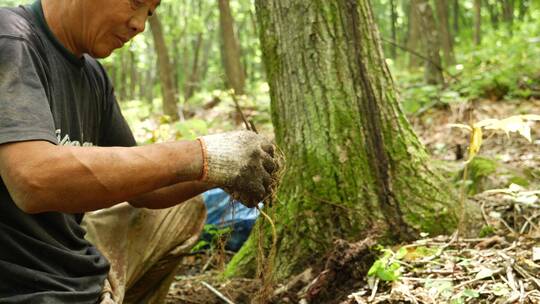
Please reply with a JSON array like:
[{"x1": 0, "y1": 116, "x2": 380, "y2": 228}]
[
  {"x1": 129, "y1": 180, "x2": 214, "y2": 209},
  {"x1": 0, "y1": 140, "x2": 204, "y2": 214}
]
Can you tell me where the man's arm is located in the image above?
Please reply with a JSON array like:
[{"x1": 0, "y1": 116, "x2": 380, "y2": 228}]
[
  {"x1": 129, "y1": 180, "x2": 214, "y2": 209},
  {"x1": 0, "y1": 140, "x2": 204, "y2": 214}
]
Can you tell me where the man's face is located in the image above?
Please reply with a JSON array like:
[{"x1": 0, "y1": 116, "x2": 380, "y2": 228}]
[{"x1": 82, "y1": 0, "x2": 160, "y2": 58}]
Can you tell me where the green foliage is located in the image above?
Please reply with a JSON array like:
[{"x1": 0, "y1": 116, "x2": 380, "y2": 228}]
[
  {"x1": 454, "y1": 22, "x2": 540, "y2": 101},
  {"x1": 478, "y1": 225, "x2": 495, "y2": 237},
  {"x1": 367, "y1": 246, "x2": 406, "y2": 282},
  {"x1": 120, "y1": 84, "x2": 273, "y2": 145},
  {"x1": 0, "y1": 0, "x2": 31, "y2": 6},
  {"x1": 191, "y1": 224, "x2": 232, "y2": 253},
  {"x1": 450, "y1": 289, "x2": 480, "y2": 304},
  {"x1": 508, "y1": 175, "x2": 530, "y2": 187},
  {"x1": 463, "y1": 157, "x2": 498, "y2": 195},
  {"x1": 395, "y1": 11, "x2": 540, "y2": 114}
]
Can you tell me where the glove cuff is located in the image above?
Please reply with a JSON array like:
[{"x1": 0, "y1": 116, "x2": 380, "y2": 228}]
[{"x1": 196, "y1": 137, "x2": 209, "y2": 181}]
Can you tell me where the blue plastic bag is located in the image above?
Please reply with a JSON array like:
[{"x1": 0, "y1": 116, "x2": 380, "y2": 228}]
[{"x1": 201, "y1": 188, "x2": 261, "y2": 251}]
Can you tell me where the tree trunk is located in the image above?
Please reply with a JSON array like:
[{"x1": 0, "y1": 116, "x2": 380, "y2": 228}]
[
  {"x1": 218, "y1": 0, "x2": 246, "y2": 95},
  {"x1": 226, "y1": 0, "x2": 460, "y2": 281},
  {"x1": 435, "y1": 0, "x2": 455, "y2": 66},
  {"x1": 149, "y1": 14, "x2": 179, "y2": 121},
  {"x1": 452, "y1": 0, "x2": 459, "y2": 34},
  {"x1": 487, "y1": 0, "x2": 500, "y2": 30},
  {"x1": 118, "y1": 49, "x2": 127, "y2": 102},
  {"x1": 474, "y1": 0, "x2": 482, "y2": 45},
  {"x1": 390, "y1": 0, "x2": 398, "y2": 59},
  {"x1": 407, "y1": 0, "x2": 422, "y2": 68},
  {"x1": 184, "y1": 33, "x2": 204, "y2": 102},
  {"x1": 518, "y1": 0, "x2": 529, "y2": 20},
  {"x1": 129, "y1": 49, "x2": 138, "y2": 101},
  {"x1": 501, "y1": 0, "x2": 514, "y2": 35},
  {"x1": 416, "y1": 0, "x2": 444, "y2": 85}
]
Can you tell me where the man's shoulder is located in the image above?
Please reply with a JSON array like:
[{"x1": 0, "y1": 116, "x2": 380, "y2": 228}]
[
  {"x1": 0, "y1": 6, "x2": 36, "y2": 42},
  {"x1": 84, "y1": 56, "x2": 107, "y2": 77},
  {"x1": 83, "y1": 56, "x2": 112, "y2": 92}
]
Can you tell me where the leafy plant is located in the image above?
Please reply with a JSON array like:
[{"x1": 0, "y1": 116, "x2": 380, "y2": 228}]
[
  {"x1": 367, "y1": 247, "x2": 407, "y2": 282},
  {"x1": 449, "y1": 115, "x2": 540, "y2": 162},
  {"x1": 191, "y1": 224, "x2": 232, "y2": 253}
]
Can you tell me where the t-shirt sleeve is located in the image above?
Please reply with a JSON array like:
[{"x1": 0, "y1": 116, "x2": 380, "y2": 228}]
[
  {"x1": 0, "y1": 37, "x2": 57, "y2": 145},
  {"x1": 98, "y1": 70, "x2": 137, "y2": 148}
]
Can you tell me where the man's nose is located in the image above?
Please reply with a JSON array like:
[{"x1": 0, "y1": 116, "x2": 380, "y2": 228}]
[{"x1": 128, "y1": 10, "x2": 147, "y2": 34}]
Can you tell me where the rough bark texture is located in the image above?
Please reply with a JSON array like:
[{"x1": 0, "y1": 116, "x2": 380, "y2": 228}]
[
  {"x1": 416, "y1": 0, "x2": 444, "y2": 85},
  {"x1": 474, "y1": 0, "x2": 482, "y2": 45},
  {"x1": 226, "y1": 0, "x2": 460, "y2": 281},
  {"x1": 435, "y1": 0, "x2": 455, "y2": 66},
  {"x1": 218, "y1": 0, "x2": 246, "y2": 95},
  {"x1": 149, "y1": 14, "x2": 179, "y2": 121}
]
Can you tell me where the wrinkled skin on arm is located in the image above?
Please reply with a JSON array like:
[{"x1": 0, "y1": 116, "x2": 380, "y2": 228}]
[{"x1": 0, "y1": 140, "x2": 208, "y2": 213}]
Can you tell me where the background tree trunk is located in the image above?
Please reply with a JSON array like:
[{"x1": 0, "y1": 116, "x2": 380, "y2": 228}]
[
  {"x1": 184, "y1": 33, "x2": 204, "y2": 102},
  {"x1": 149, "y1": 14, "x2": 179, "y2": 121},
  {"x1": 452, "y1": 0, "x2": 459, "y2": 34},
  {"x1": 416, "y1": 0, "x2": 444, "y2": 84},
  {"x1": 129, "y1": 49, "x2": 138, "y2": 101},
  {"x1": 501, "y1": 0, "x2": 514, "y2": 35},
  {"x1": 226, "y1": 0, "x2": 460, "y2": 281},
  {"x1": 435, "y1": 0, "x2": 455, "y2": 66},
  {"x1": 390, "y1": 0, "x2": 398, "y2": 59},
  {"x1": 474, "y1": 0, "x2": 482, "y2": 45},
  {"x1": 407, "y1": 0, "x2": 422, "y2": 68},
  {"x1": 218, "y1": 0, "x2": 246, "y2": 95},
  {"x1": 518, "y1": 0, "x2": 529, "y2": 20},
  {"x1": 487, "y1": 0, "x2": 500, "y2": 30}
]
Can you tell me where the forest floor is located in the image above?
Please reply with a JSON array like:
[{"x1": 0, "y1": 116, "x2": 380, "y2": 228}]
[{"x1": 165, "y1": 98, "x2": 540, "y2": 304}]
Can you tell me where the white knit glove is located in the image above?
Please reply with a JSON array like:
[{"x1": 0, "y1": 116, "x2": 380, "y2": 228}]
[{"x1": 198, "y1": 131, "x2": 278, "y2": 207}]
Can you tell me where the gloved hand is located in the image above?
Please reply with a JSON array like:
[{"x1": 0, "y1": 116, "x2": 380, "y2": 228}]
[{"x1": 198, "y1": 131, "x2": 279, "y2": 208}]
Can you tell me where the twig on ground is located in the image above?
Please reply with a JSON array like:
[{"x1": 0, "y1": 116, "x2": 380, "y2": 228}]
[
  {"x1": 414, "y1": 231, "x2": 458, "y2": 265},
  {"x1": 368, "y1": 278, "x2": 380, "y2": 302},
  {"x1": 454, "y1": 268, "x2": 504, "y2": 289},
  {"x1": 201, "y1": 281, "x2": 236, "y2": 304}
]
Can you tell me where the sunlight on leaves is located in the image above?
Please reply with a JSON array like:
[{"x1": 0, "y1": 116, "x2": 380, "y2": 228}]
[{"x1": 476, "y1": 115, "x2": 540, "y2": 142}]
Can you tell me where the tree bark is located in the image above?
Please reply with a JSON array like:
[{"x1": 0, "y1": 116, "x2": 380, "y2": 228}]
[
  {"x1": 226, "y1": 0, "x2": 460, "y2": 281},
  {"x1": 416, "y1": 0, "x2": 444, "y2": 84},
  {"x1": 390, "y1": 0, "x2": 398, "y2": 59},
  {"x1": 407, "y1": 0, "x2": 422, "y2": 68},
  {"x1": 218, "y1": 0, "x2": 246, "y2": 95},
  {"x1": 435, "y1": 0, "x2": 455, "y2": 66},
  {"x1": 474, "y1": 0, "x2": 482, "y2": 45},
  {"x1": 149, "y1": 13, "x2": 179, "y2": 121}
]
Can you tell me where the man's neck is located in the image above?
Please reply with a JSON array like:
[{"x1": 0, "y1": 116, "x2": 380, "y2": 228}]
[{"x1": 41, "y1": 0, "x2": 83, "y2": 58}]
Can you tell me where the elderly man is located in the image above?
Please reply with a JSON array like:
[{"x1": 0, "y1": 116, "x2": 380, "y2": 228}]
[{"x1": 0, "y1": 0, "x2": 278, "y2": 303}]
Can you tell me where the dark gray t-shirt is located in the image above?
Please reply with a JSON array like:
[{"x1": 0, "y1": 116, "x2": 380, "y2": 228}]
[{"x1": 0, "y1": 1, "x2": 136, "y2": 303}]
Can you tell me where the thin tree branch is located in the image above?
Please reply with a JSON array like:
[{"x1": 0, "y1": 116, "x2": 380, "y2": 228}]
[{"x1": 381, "y1": 37, "x2": 458, "y2": 82}]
